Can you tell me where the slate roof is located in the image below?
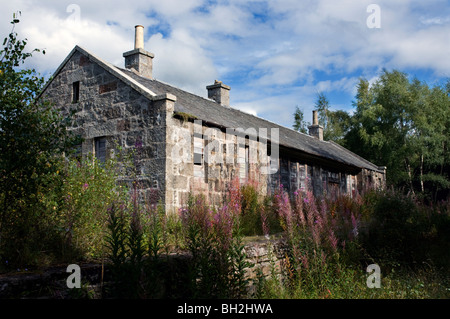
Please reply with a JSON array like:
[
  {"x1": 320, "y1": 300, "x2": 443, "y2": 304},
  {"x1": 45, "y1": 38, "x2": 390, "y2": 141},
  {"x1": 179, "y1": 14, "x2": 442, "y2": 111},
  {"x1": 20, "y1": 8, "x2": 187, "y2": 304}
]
[
  {"x1": 42, "y1": 46, "x2": 384, "y2": 173},
  {"x1": 118, "y1": 68, "x2": 383, "y2": 173}
]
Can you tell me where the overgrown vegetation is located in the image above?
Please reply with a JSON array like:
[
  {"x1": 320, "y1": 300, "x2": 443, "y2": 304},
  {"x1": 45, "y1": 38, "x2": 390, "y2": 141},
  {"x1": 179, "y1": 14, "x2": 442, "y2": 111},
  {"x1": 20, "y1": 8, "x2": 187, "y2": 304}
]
[
  {"x1": 257, "y1": 185, "x2": 450, "y2": 299},
  {"x1": 1, "y1": 15, "x2": 449, "y2": 299},
  {"x1": 95, "y1": 180, "x2": 449, "y2": 299},
  {"x1": 0, "y1": 14, "x2": 81, "y2": 267}
]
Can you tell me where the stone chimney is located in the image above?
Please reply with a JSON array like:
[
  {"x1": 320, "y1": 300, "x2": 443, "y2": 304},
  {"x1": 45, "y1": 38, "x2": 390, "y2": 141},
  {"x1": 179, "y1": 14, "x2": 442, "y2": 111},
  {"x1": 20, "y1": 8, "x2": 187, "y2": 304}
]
[
  {"x1": 206, "y1": 80, "x2": 230, "y2": 107},
  {"x1": 308, "y1": 110, "x2": 323, "y2": 140},
  {"x1": 123, "y1": 25, "x2": 154, "y2": 79}
]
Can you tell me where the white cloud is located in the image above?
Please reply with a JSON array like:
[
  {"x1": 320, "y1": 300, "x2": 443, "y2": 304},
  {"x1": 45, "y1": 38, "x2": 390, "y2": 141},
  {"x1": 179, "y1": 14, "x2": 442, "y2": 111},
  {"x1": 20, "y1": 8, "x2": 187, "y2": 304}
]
[
  {"x1": 148, "y1": 30, "x2": 218, "y2": 96},
  {"x1": 1, "y1": 0, "x2": 449, "y2": 129}
]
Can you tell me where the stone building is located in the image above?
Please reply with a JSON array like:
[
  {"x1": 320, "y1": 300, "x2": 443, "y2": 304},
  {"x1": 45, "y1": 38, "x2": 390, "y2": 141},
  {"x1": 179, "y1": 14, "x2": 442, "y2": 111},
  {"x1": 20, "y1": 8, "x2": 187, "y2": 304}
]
[{"x1": 39, "y1": 25, "x2": 386, "y2": 213}]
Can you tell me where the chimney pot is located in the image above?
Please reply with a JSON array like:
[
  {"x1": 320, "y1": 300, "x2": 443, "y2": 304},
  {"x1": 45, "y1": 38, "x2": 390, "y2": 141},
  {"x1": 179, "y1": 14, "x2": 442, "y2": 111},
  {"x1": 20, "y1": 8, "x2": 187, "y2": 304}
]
[
  {"x1": 312, "y1": 110, "x2": 318, "y2": 125},
  {"x1": 308, "y1": 110, "x2": 323, "y2": 141},
  {"x1": 134, "y1": 25, "x2": 144, "y2": 49}
]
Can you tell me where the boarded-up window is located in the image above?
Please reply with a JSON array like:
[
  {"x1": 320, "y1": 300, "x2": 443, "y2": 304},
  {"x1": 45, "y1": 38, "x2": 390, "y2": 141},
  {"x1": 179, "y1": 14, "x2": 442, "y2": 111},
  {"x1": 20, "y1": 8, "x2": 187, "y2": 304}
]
[
  {"x1": 322, "y1": 169, "x2": 328, "y2": 193},
  {"x1": 299, "y1": 164, "x2": 306, "y2": 191},
  {"x1": 280, "y1": 158, "x2": 290, "y2": 192},
  {"x1": 328, "y1": 171, "x2": 340, "y2": 184},
  {"x1": 340, "y1": 173, "x2": 347, "y2": 194},
  {"x1": 268, "y1": 156, "x2": 280, "y2": 194},
  {"x1": 351, "y1": 175, "x2": 357, "y2": 196},
  {"x1": 95, "y1": 137, "x2": 107, "y2": 163}
]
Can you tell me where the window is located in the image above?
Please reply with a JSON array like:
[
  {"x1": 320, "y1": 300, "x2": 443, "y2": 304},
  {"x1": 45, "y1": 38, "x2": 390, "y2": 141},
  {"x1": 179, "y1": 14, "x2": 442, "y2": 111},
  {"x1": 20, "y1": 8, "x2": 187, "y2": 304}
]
[
  {"x1": 193, "y1": 132, "x2": 203, "y2": 166},
  {"x1": 340, "y1": 173, "x2": 347, "y2": 194},
  {"x1": 328, "y1": 171, "x2": 340, "y2": 184},
  {"x1": 299, "y1": 164, "x2": 306, "y2": 191},
  {"x1": 72, "y1": 81, "x2": 80, "y2": 103},
  {"x1": 94, "y1": 137, "x2": 107, "y2": 163},
  {"x1": 239, "y1": 144, "x2": 249, "y2": 183}
]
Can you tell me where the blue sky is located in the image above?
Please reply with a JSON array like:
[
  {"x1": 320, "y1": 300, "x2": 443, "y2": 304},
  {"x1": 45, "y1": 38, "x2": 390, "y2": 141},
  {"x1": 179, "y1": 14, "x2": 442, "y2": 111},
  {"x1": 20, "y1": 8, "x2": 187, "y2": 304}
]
[{"x1": 1, "y1": 0, "x2": 449, "y2": 128}]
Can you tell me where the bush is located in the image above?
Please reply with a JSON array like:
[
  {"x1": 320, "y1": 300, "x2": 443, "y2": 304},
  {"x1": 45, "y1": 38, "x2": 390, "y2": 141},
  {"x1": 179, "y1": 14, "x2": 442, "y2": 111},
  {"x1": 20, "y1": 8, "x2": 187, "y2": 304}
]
[
  {"x1": 0, "y1": 150, "x2": 131, "y2": 272},
  {"x1": 0, "y1": 16, "x2": 83, "y2": 270},
  {"x1": 57, "y1": 155, "x2": 128, "y2": 262},
  {"x1": 359, "y1": 188, "x2": 450, "y2": 266},
  {"x1": 240, "y1": 184, "x2": 262, "y2": 236}
]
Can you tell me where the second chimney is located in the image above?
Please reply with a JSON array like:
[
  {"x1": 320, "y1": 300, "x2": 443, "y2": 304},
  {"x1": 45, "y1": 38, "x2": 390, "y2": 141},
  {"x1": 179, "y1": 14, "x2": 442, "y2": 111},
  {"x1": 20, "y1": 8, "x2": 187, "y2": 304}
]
[
  {"x1": 308, "y1": 110, "x2": 323, "y2": 141},
  {"x1": 123, "y1": 25, "x2": 154, "y2": 79},
  {"x1": 206, "y1": 80, "x2": 231, "y2": 107}
]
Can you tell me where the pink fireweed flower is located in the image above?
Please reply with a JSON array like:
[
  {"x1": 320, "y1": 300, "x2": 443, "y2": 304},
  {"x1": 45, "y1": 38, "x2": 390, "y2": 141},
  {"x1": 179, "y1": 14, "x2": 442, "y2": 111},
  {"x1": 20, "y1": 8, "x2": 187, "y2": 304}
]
[
  {"x1": 312, "y1": 227, "x2": 321, "y2": 247},
  {"x1": 213, "y1": 206, "x2": 234, "y2": 251},
  {"x1": 294, "y1": 191, "x2": 306, "y2": 227},
  {"x1": 275, "y1": 190, "x2": 293, "y2": 234},
  {"x1": 328, "y1": 229, "x2": 338, "y2": 252},
  {"x1": 351, "y1": 213, "x2": 359, "y2": 238},
  {"x1": 226, "y1": 177, "x2": 242, "y2": 217}
]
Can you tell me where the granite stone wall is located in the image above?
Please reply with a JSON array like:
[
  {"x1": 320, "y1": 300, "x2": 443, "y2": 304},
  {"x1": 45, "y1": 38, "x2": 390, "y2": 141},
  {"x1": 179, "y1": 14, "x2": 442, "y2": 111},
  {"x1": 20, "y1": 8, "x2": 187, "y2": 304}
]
[
  {"x1": 41, "y1": 50, "x2": 169, "y2": 206},
  {"x1": 41, "y1": 50, "x2": 385, "y2": 214}
]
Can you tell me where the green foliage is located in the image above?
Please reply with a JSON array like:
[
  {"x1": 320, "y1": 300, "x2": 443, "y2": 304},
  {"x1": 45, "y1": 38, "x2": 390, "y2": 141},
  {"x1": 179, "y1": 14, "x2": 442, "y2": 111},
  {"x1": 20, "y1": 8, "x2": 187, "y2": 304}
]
[
  {"x1": 58, "y1": 155, "x2": 126, "y2": 261},
  {"x1": 347, "y1": 70, "x2": 450, "y2": 199},
  {"x1": 0, "y1": 16, "x2": 80, "y2": 267},
  {"x1": 359, "y1": 188, "x2": 450, "y2": 268},
  {"x1": 105, "y1": 202, "x2": 130, "y2": 297},
  {"x1": 229, "y1": 232, "x2": 253, "y2": 298},
  {"x1": 315, "y1": 92, "x2": 330, "y2": 129},
  {"x1": 294, "y1": 70, "x2": 449, "y2": 200},
  {"x1": 326, "y1": 109, "x2": 352, "y2": 145},
  {"x1": 292, "y1": 106, "x2": 308, "y2": 134},
  {"x1": 240, "y1": 184, "x2": 263, "y2": 236},
  {"x1": 256, "y1": 186, "x2": 450, "y2": 299}
]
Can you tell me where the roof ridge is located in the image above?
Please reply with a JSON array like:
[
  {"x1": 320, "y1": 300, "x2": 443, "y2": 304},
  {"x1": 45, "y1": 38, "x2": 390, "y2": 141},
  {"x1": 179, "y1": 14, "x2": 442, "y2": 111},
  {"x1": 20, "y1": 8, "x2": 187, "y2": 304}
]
[
  {"x1": 118, "y1": 67, "x2": 317, "y2": 141},
  {"x1": 114, "y1": 64, "x2": 383, "y2": 173},
  {"x1": 38, "y1": 45, "x2": 158, "y2": 102}
]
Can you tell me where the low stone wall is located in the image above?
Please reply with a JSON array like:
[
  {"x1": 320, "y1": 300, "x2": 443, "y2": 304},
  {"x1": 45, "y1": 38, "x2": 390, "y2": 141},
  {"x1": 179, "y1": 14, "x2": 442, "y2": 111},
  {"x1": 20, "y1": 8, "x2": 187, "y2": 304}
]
[
  {"x1": 0, "y1": 236, "x2": 287, "y2": 299},
  {"x1": 243, "y1": 236, "x2": 286, "y2": 280}
]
